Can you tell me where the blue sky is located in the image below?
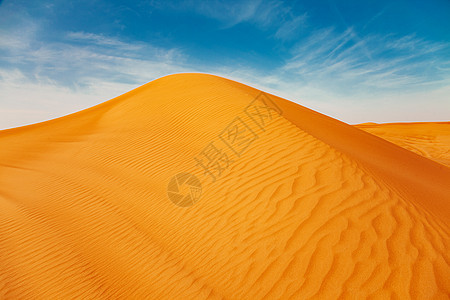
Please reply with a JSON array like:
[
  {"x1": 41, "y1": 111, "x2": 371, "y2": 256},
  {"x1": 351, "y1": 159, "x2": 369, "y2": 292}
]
[{"x1": 0, "y1": 0, "x2": 449, "y2": 129}]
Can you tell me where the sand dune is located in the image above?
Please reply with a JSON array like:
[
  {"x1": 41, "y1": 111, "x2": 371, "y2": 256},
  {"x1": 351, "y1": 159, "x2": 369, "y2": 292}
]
[
  {"x1": 356, "y1": 122, "x2": 450, "y2": 168},
  {"x1": 0, "y1": 73, "x2": 449, "y2": 299}
]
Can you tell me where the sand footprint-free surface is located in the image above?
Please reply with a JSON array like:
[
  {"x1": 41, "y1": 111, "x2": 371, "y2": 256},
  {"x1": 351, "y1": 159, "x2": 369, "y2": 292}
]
[
  {"x1": 0, "y1": 74, "x2": 449, "y2": 299},
  {"x1": 356, "y1": 122, "x2": 450, "y2": 168}
]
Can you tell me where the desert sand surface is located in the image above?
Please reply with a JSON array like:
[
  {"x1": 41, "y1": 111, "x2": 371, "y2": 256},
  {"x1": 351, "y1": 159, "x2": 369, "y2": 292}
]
[
  {"x1": 356, "y1": 122, "x2": 450, "y2": 168},
  {"x1": 0, "y1": 73, "x2": 449, "y2": 299}
]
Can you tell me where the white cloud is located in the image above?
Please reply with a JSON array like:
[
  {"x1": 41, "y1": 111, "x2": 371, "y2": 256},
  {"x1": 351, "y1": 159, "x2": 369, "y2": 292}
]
[
  {"x1": 66, "y1": 31, "x2": 143, "y2": 50},
  {"x1": 148, "y1": 0, "x2": 302, "y2": 34},
  {"x1": 274, "y1": 13, "x2": 307, "y2": 40},
  {"x1": 280, "y1": 27, "x2": 449, "y2": 95},
  {"x1": 196, "y1": 0, "x2": 263, "y2": 27}
]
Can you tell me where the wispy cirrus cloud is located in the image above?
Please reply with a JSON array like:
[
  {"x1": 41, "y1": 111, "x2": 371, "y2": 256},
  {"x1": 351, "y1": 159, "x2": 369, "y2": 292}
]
[
  {"x1": 149, "y1": 0, "x2": 272, "y2": 27},
  {"x1": 280, "y1": 27, "x2": 450, "y2": 95},
  {"x1": 274, "y1": 13, "x2": 307, "y2": 40},
  {"x1": 148, "y1": 0, "x2": 306, "y2": 38},
  {"x1": 0, "y1": 20, "x2": 187, "y2": 85},
  {"x1": 66, "y1": 31, "x2": 144, "y2": 50}
]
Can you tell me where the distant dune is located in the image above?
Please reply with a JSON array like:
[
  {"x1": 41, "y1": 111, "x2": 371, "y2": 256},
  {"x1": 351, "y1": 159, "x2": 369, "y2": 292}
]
[
  {"x1": 0, "y1": 74, "x2": 449, "y2": 299},
  {"x1": 356, "y1": 122, "x2": 450, "y2": 167}
]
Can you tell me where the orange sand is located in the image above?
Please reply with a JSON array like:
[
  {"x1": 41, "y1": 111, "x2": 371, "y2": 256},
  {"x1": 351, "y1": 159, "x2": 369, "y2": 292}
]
[
  {"x1": 0, "y1": 74, "x2": 449, "y2": 299},
  {"x1": 356, "y1": 122, "x2": 450, "y2": 167}
]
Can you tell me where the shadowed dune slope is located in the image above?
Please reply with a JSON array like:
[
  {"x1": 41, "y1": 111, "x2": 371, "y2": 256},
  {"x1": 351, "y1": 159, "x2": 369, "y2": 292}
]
[
  {"x1": 0, "y1": 73, "x2": 449, "y2": 299},
  {"x1": 356, "y1": 122, "x2": 450, "y2": 167}
]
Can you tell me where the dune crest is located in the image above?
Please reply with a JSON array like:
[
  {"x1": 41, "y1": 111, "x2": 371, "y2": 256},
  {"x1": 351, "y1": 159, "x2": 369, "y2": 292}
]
[{"x1": 0, "y1": 74, "x2": 449, "y2": 299}]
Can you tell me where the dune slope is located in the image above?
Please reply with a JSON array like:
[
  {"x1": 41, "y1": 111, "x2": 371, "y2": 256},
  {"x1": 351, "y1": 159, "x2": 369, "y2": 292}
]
[
  {"x1": 356, "y1": 122, "x2": 450, "y2": 167},
  {"x1": 0, "y1": 73, "x2": 449, "y2": 299}
]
